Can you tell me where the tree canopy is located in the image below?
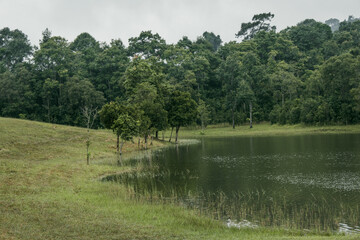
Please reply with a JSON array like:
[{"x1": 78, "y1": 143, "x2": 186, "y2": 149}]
[{"x1": 1, "y1": 14, "x2": 360, "y2": 132}]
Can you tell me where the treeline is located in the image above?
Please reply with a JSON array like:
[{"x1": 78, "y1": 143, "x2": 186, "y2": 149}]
[{"x1": 1, "y1": 13, "x2": 360, "y2": 131}]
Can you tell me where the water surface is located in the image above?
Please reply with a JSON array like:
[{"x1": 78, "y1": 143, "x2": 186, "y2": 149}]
[{"x1": 105, "y1": 134, "x2": 360, "y2": 231}]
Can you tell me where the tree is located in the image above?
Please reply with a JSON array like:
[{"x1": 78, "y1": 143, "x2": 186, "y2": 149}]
[
  {"x1": 82, "y1": 106, "x2": 98, "y2": 165},
  {"x1": 320, "y1": 53, "x2": 359, "y2": 124},
  {"x1": 0, "y1": 64, "x2": 36, "y2": 118},
  {"x1": 167, "y1": 90, "x2": 197, "y2": 143},
  {"x1": 62, "y1": 76, "x2": 105, "y2": 126},
  {"x1": 124, "y1": 57, "x2": 168, "y2": 146},
  {"x1": 70, "y1": 32, "x2": 101, "y2": 79},
  {"x1": 325, "y1": 18, "x2": 340, "y2": 32},
  {"x1": 0, "y1": 27, "x2": 32, "y2": 70},
  {"x1": 220, "y1": 53, "x2": 241, "y2": 128},
  {"x1": 287, "y1": 19, "x2": 332, "y2": 52},
  {"x1": 202, "y1": 31, "x2": 222, "y2": 51},
  {"x1": 89, "y1": 39, "x2": 129, "y2": 101},
  {"x1": 270, "y1": 62, "x2": 303, "y2": 107},
  {"x1": 197, "y1": 99, "x2": 210, "y2": 131},
  {"x1": 99, "y1": 102, "x2": 123, "y2": 152},
  {"x1": 112, "y1": 110, "x2": 139, "y2": 163},
  {"x1": 128, "y1": 31, "x2": 167, "y2": 59},
  {"x1": 236, "y1": 12, "x2": 276, "y2": 40},
  {"x1": 34, "y1": 35, "x2": 75, "y2": 123},
  {"x1": 99, "y1": 102, "x2": 139, "y2": 160},
  {"x1": 237, "y1": 80, "x2": 255, "y2": 128}
]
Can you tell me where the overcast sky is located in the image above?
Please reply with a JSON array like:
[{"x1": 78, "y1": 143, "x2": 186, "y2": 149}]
[{"x1": 1, "y1": 0, "x2": 359, "y2": 46}]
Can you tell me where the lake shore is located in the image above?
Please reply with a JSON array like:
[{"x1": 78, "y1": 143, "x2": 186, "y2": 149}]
[
  {"x1": 175, "y1": 123, "x2": 360, "y2": 139},
  {"x1": 1, "y1": 117, "x2": 359, "y2": 239}
]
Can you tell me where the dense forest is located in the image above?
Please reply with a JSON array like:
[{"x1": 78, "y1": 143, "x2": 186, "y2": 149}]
[{"x1": 1, "y1": 13, "x2": 360, "y2": 134}]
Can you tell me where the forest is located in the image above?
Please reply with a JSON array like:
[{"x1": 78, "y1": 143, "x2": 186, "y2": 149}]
[{"x1": 1, "y1": 13, "x2": 360, "y2": 135}]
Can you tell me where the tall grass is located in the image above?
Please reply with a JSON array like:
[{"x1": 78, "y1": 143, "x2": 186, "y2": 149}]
[{"x1": 104, "y1": 162, "x2": 360, "y2": 234}]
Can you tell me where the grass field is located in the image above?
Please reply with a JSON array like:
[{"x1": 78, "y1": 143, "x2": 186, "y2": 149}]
[
  {"x1": 176, "y1": 123, "x2": 360, "y2": 138},
  {"x1": 1, "y1": 117, "x2": 360, "y2": 239}
]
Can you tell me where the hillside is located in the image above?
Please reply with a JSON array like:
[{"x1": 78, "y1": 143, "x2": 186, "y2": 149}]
[{"x1": 0, "y1": 117, "x2": 358, "y2": 239}]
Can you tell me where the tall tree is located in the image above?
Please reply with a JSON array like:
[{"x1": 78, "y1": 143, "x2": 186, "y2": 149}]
[
  {"x1": 220, "y1": 53, "x2": 241, "y2": 128},
  {"x1": 237, "y1": 80, "x2": 255, "y2": 128},
  {"x1": 0, "y1": 27, "x2": 32, "y2": 70},
  {"x1": 128, "y1": 31, "x2": 167, "y2": 59},
  {"x1": 202, "y1": 31, "x2": 222, "y2": 51},
  {"x1": 287, "y1": 19, "x2": 332, "y2": 52},
  {"x1": 89, "y1": 39, "x2": 129, "y2": 101},
  {"x1": 167, "y1": 90, "x2": 197, "y2": 143},
  {"x1": 236, "y1": 12, "x2": 276, "y2": 40}
]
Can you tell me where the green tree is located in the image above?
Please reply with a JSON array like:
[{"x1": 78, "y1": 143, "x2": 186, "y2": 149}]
[
  {"x1": 270, "y1": 62, "x2": 303, "y2": 107},
  {"x1": 89, "y1": 39, "x2": 129, "y2": 101},
  {"x1": 236, "y1": 12, "x2": 276, "y2": 40},
  {"x1": 112, "y1": 109, "x2": 139, "y2": 162},
  {"x1": 320, "y1": 53, "x2": 359, "y2": 123},
  {"x1": 99, "y1": 102, "x2": 139, "y2": 156},
  {"x1": 0, "y1": 65, "x2": 36, "y2": 118},
  {"x1": 220, "y1": 53, "x2": 241, "y2": 128},
  {"x1": 197, "y1": 99, "x2": 210, "y2": 131},
  {"x1": 167, "y1": 90, "x2": 197, "y2": 143},
  {"x1": 287, "y1": 19, "x2": 332, "y2": 52},
  {"x1": 237, "y1": 80, "x2": 255, "y2": 128},
  {"x1": 62, "y1": 76, "x2": 105, "y2": 126},
  {"x1": 325, "y1": 18, "x2": 340, "y2": 32},
  {"x1": 202, "y1": 31, "x2": 222, "y2": 51},
  {"x1": 0, "y1": 27, "x2": 32, "y2": 70},
  {"x1": 128, "y1": 31, "x2": 167, "y2": 58}
]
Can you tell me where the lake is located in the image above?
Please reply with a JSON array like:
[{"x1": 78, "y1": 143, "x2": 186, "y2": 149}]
[{"x1": 104, "y1": 134, "x2": 360, "y2": 232}]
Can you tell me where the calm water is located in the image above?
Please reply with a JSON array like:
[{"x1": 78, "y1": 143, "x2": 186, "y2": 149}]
[{"x1": 105, "y1": 134, "x2": 360, "y2": 231}]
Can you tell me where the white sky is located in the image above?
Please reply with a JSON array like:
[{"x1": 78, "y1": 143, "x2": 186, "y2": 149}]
[{"x1": 0, "y1": 0, "x2": 359, "y2": 46}]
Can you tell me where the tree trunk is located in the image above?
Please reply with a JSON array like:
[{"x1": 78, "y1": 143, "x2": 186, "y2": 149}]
[
  {"x1": 116, "y1": 134, "x2": 120, "y2": 153},
  {"x1": 155, "y1": 131, "x2": 158, "y2": 139},
  {"x1": 249, "y1": 101, "x2": 253, "y2": 129},
  {"x1": 144, "y1": 134, "x2": 148, "y2": 150},
  {"x1": 118, "y1": 140, "x2": 124, "y2": 164},
  {"x1": 47, "y1": 98, "x2": 50, "y2": 123},
  {"x1": 169, "y1": 127, "x2": 174, "y2": 142},
  {"x1": 175, "y1": 126, "x2": 180, "y2": 144},
  {"x1": 86, "y1": 141, "x2": 90, "y2": 165},
  {"x1": 232, "y1": 109, "x2": 235, "y2": 129},
  {"x1": 138, "y1": 138, "x2": 140, "y2": 148}
]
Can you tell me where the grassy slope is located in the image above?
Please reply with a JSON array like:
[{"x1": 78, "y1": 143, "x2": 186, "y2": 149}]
[
  {"x1": 1, "y1": 117, "x2": 359, "y2": 240},
  {"x1": 177, "y1": 123, "x2": 360, "y2": 138}
]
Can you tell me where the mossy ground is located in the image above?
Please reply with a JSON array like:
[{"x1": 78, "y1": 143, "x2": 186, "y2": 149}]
[{"x1": 1, "y1": 117, "x2": 359, "y2": 239}]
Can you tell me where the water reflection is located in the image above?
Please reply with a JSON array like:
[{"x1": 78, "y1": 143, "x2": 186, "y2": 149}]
[{"x1": 105, "y1": 134, "x2": 360, "y2": 231}]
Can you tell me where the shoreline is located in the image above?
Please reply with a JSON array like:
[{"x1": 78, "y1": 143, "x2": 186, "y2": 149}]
[{"x1": 1, "y1": 117, "x2": 359, "y2": 239}]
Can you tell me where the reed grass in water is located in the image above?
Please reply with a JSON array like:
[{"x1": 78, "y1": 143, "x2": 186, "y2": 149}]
[{"x1": 103, "y1": 163, "x2": 360, "y2": 233}]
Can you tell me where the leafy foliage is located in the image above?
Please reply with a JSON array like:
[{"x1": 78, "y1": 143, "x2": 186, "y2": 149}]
[{"x1": 1, "y1": 15, "x2": 360, "y2": 131}]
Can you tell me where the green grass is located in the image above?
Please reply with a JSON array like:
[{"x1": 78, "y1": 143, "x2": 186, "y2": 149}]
[
  {"x1": 1, "y1": 117, "x2": 359, "y2": 239},
  {"x1": 174, "y1": 123, "x2": 360, "y2": 139}
]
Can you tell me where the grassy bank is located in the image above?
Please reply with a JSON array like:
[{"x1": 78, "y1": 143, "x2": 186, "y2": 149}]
[
  {"x1": 175, "y1": 123, "x2": 360, "y2": 139},
  {"x1": 1, "y1": 117, "x2": 359, "y2": 239}
]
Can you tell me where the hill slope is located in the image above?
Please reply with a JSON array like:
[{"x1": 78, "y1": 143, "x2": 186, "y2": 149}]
[{"x1": 0, "y1": 117, "x2": 358, "y2": 239}]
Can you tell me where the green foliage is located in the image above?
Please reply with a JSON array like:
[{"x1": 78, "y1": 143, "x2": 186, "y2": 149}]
[
  {"x1": 236, "y1": 12, "x2": 276, "y2": 40},
  {"x1": 0, "y1": 27, "x2": 32, "y2": 70},
  {"x1": 202, "y1": 31, "x2": 222, "y2": 51},
  {"x1": 167, "y1": 90, "x2": 198, "y2": 128},
  {"x1": 287, "y1": 19, "x2": 332, "y2": 52},
  {"x1": 1, "y1": 15, "x2": 360, "y2": 128},
  {"x1": 128, "y1": 31, "x2": 167, "y2": 58},
  {"x1": 112, "y1": 112, "x2": 139, "y2": 142}
]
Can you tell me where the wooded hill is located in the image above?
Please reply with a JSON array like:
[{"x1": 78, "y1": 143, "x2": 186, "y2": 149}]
[{"x1": 1, "y1": 14, "x2": 360, "y2": 131}]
